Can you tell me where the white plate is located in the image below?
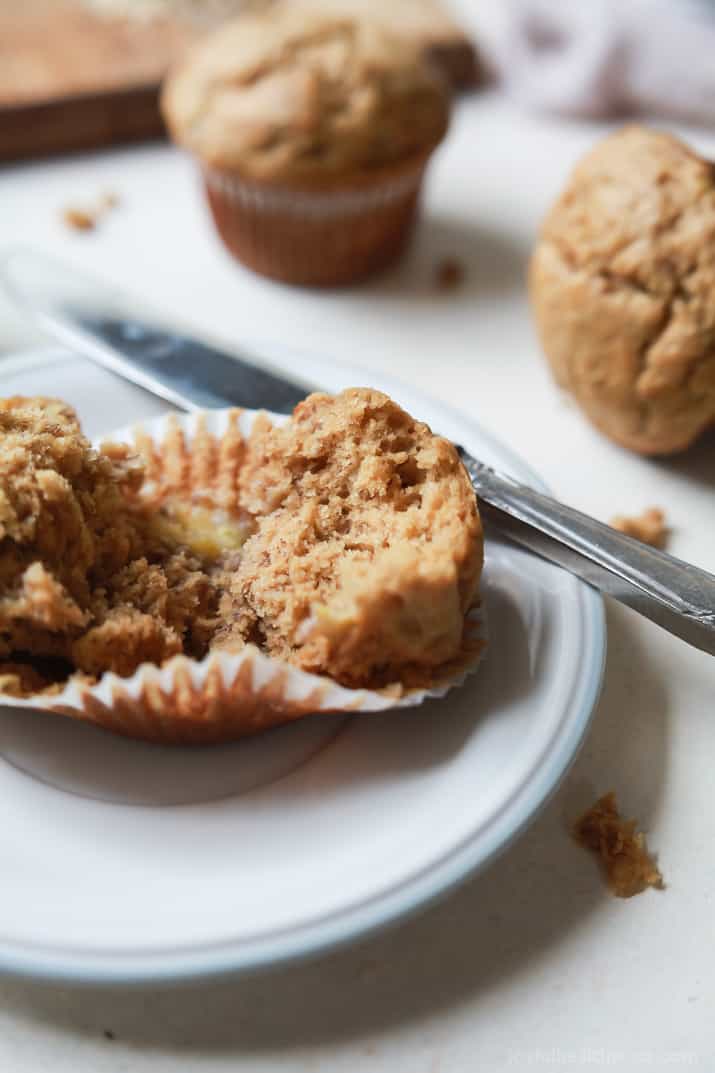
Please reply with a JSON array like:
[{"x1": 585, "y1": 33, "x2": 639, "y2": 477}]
[{"x1": 0, "y1": 346, "x2": 605, "y2": 983}]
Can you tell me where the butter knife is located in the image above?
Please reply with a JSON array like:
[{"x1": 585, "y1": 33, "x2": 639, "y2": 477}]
[
  {"x1": 0, "y1": 248, "x2": 309, "y2": 413},
  {"x1": 2, "y1": 247, "x2": 714, "y2": 657}
]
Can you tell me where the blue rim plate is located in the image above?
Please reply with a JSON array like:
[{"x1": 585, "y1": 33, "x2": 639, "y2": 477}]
[{"x1": 0, "y1": 346, "x2": 605, "y2": 983}]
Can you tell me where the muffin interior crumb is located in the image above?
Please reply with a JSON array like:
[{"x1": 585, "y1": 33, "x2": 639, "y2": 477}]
[
  {"x1": 62, "y1": 207, "x2": 98, "y2": 232},
  {"x1": 217, "y1": 388, "x2": 483, "y2": 688}
]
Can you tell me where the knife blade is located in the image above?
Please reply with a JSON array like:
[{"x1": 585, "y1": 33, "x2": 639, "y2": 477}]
[{"x1": 0, "y1": 247, "x2": 310, "y2": 413}]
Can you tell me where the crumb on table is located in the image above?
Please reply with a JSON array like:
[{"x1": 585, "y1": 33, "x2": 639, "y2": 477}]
[
  {"x1": 610, "y1": 507, "x2": 668, "y2": 549},
  {"x1": 434, "y1": 257, "x2": 465, "y2": 290},
  {"x1": 573, "y1": 791, "x2": 664, "y2": 898},
  {"x1": 62, "y1": 207, "x2": 97, "y2": 232},
  {"x1": 62, "y1": 190, "x2": 120, "y2": 233}
]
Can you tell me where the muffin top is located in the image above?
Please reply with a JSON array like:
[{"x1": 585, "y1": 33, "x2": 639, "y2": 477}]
[{"x1": 161, "y1": 6, "x2": 450, "y2": 183}]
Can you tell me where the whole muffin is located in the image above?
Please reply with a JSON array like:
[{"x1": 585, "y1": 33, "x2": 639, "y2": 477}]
[
  {"x1": 161, "y1": 7, "x2": 450, "y2": 285},
  {"x1": 530, "y1": 126, "x2": 715, "y2": 454}
]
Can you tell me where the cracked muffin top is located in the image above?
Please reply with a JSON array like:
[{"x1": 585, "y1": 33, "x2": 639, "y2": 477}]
[
  {"x1": 529, "y1": 125, "x2": 715, "y2": 454},
  {"x1": 160, "y1": 6, "x2": 450, "y2": 182},
  {"x1": 0, "y1": 390, "x2": 482, "y2": 698}
]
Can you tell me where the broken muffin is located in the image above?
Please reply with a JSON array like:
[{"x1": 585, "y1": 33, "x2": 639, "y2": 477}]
[{"x1": 0, "y1": 390, "x2": 483, "y2": 741}]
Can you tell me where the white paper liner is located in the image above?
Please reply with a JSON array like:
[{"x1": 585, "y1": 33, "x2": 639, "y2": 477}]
[
  {"x1": 0, "y1": 409, "x2": 486, "y2": 743},
  {"x1": 203, "y1": 165, "x2": 425, "y2": 218}
]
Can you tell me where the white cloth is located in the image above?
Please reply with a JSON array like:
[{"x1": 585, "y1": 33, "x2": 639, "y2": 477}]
[{"x1": 472, "y1": 0, "x2": 715, "y2": 124}]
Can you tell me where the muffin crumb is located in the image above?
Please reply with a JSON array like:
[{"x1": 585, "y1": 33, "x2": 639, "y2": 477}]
[
  {"x1": 573, "y1": 792, "x2": 664, "y2": 898},
  {"x1": 610, "y1": 507, "x2": 668, "y2": 549},
  {"x1": 434, "y1": 256, "x2": 464, "y2": 290},
  {"x1": 62, "y1": 191, "x2": 120, "y2": 232},
  {"x1": 62, "y1": 207, "x2": 97, "y2": 232}
]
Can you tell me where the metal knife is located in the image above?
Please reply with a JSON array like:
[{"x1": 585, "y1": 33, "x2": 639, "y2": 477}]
[
  {"x1": 0, "y1": 248, "x2": 309, "y2": 413},
  {"x1": 2, "y1": 247, "x2": 714, "y2": 657}
]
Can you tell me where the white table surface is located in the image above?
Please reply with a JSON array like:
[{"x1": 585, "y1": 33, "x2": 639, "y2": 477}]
[{"x1": 0, "y1": 89, "x2": 714, "y2": 1071}]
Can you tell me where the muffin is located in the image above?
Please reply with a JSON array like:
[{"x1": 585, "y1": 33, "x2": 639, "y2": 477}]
[
  {"x1": 530, "y1": 125, "x2": 715, "y2": 455},
  {"x1": 0, "y1": 390, "x2": 483, "y2": 742},
  {"x1": 161, "y1": 7, "x2": 451, "y2": 286}
]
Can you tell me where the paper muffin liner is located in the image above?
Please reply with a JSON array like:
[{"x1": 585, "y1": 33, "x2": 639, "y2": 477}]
[
  {"x1": 0, "y1": 409, "x2": 486, "y2": 745},
  {"x1": 201, "y1": 155, "x2": 430, "y2": 287}
]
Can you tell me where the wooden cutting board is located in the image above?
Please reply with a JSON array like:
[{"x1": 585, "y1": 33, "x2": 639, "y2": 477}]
[{"x1": 0, "y1": 1, "x2": 216, "y2": 162}]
